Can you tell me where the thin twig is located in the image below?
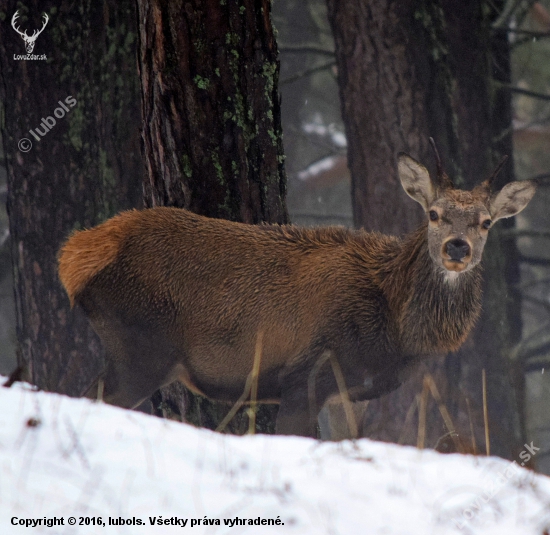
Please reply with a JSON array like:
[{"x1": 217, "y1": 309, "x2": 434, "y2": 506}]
[
  {"x1": 498, "y1": 83, "x2": 550, "y2": 101},
  {"x1": 398, "y1": 394, "x2": 419, "y2": 445},
  {"x1": 519, "y1": 254, "x2": 550, "y2": 266},
  {"x1": 510, "y1": 35, "x2": 550, "y2": 47},
  {"x1": 482, "y1": 369, "x2": 490, "y2": 456},
  {"x1": 494, "y1": 27, "x2": 550, "y2": 38},
  {"x1": 328, "y1": 354, "x2": 358, "y2": 439},
  {"x1": 502, "y1": 229, "x2": 550, "y2": 239},
  {"x1": 417, "y1": 377, "x2": 429, "y2": 450},
  {"x1": 465, "y1": 396, "x2": 477, "y2": 455},
  {"x1": 308, "y1": 351, "x2": 331, "y2": 432},
  {"x1": 279, "y1": 45, "x2": 334, "y2": 57},
  {"x1": 247, "y1": 331, "x2": 263, "y2": 434},
  {"x1": 512, "y1": 321, "x2": 550, "y2": 362},
  {"x1": 424, "y1": 374, "x2": 460, "y2": 451},
  {"x1": 491, "y1": 0, "x2": 534, "y2": 29},
  {"x1": 216, "y1": 383, "x2": 250, "y2": 433},
  {"x1": 524, "y1": 359, "x2": 550, "y2": 373},
  {"x1": 520, "y1": 340, "x2": 550, "y2": 362},
  {"x1": 523, "y1": 295, "x2": 550, "y2": 315},
  {"x1": 96, "y1": 378, "x2": 104, "y2": 402},
  {"x1": 517, "y1": 277, "x2": 550, "y2": 290},
  {"x1": 216, "y1": 331, "x2": 263, "y2": 434}
]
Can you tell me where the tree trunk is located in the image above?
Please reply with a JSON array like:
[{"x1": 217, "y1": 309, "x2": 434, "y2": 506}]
[
  {"x1": 0, "y1": 1, "x2": 143, "y2": 395},
  {"x1": 136, "y1": 0, "x2": 287, "y2": 433},
  {"x1": 327, "y1": 0, "x2": 524, "y2": 458}
]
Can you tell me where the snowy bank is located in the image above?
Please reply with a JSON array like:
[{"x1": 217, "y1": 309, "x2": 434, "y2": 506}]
[{"x1": 1, "y1": 379, "x2": 549, "y2": 534}]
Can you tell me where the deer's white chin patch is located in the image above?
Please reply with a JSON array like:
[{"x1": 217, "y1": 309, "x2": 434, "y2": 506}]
[{"x1": 443, "y1": 270, "x2": 461, "y2": 283}]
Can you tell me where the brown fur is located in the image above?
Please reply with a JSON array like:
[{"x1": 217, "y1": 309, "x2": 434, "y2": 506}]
[
  {"x1": 57, "y1": 154, "x2": 536, "y2": 437},
  {"x1": 58, "y1": 212, "x2": 138, "y2": 307}
]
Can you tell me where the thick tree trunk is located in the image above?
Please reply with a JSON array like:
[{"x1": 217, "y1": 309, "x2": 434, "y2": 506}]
[
  {"x1": 327, "y1": 0, "x2": 524, "y2": 458},
  {"x1": 137, "y1": 0, "x2": 287, "y2": 224},
  {"x1": 326, "y1": 2, "x2": 435, "y2": 235},
  {"x1": 136, "y1": 0, "x2": 287, "y2": 433},
  {"x1": 0, "y1": 1, "x2": 142, "y2": 395}
]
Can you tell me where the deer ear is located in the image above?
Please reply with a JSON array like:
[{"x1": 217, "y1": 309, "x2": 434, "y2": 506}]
[
  {"x1": 397, "y1": 153, "x2": 435, "y2": 211},
  {"x1": 489, "y1": 180, "x2": 537, "y2": 222}
]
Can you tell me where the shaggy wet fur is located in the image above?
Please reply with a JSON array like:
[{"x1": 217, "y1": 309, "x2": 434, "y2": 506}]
[{"x1": 59, "y1": 207, "x2": 482, "y2": 435}]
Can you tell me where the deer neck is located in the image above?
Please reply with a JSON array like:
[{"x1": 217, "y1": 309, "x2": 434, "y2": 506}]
[{"x1": 383, "y1": 224, "x2": 483, "y2": 355}]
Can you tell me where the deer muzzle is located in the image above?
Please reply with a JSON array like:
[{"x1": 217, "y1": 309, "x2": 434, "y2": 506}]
[{"x1": 442, "y1": 238, "x2": 472, "y2": 272}]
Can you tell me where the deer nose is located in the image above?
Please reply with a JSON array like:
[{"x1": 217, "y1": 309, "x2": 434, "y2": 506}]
[{"x1": 445, "y1": 239, "x2": 470, "y2": 261}]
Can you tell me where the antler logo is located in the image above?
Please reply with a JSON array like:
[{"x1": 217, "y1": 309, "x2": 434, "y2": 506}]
[{"x1": 11, "y1": 10, "x2": 49, "y2": 54}]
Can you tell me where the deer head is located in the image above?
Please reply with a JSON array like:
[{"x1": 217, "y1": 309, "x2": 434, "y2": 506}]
[
  {"x1": 11, "y1": 10, "x2": 49, "y2": 54},
  {"x1": 397, "y1": 140, "x2": 537, "y2": 279}
]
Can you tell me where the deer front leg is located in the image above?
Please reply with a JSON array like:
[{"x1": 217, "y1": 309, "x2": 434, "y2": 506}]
[
  {"x1": 276, "y1": 355, "x2": 337, "y2": 437},
  {"x1": 276, "y1": 387, "x2": 317, "y2": 437}
]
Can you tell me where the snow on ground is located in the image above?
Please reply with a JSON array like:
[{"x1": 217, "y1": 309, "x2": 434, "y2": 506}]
[{"x1": 1, "y1": 379, "x2": 550, "y2": 535}]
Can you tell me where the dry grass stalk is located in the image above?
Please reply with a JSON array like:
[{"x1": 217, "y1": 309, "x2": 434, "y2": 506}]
[
  {"x1": 482, "y1": 368, "x2": 490, "y2": 455},
  {"x1": 328, "y1": 354, "x2": 358, "y2": 439},
  {"x1": 97, "y1": 378, "x2": 104, "y2": 402},
  {"x1": 424, "y1": 373, "x2": 463, "y2": 452},
  {"x1": 307, "y1": 351, "x2": 331, "y2": 434},
  {"x1": 398, "y1": 394, "x2": 420, "y2": 445},
  {"x1": 424, "y1": 374, "x2": 456, "y2": 434},
  {"x1": 417, "y1": 376, "x2": 429, "y2": 449},
  {"x1": 465, "y1": 396, "x2": 477, "y2": 455},
  {"x1": 247, "y1": 330, "x2": 264, "y2": 434},
  {"x1": 216, "y1": 331, "x2": 263, "y2": 434}
]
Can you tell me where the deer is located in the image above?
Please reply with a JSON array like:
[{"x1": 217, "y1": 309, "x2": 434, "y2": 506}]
[
  {"x1": 58, "y1": 143, "x2": 537, "y2": 437},
  {"x1": 11, "y1": 10, "x2": 49, "y2": 54}
]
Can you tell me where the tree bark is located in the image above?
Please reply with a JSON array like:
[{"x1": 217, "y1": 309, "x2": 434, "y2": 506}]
[
  {"x1": 0, "y1": 1, "x2": 143, "y2": 395},
  {"x1": 136, "y1": 0, "x2": 287, "y2": 433},
  {"x1": 327, "y1": 0, "x2": 524, "y2": 458},
  {"x1": 137, "y1": 0, "x2": 287, "y2": 224}
]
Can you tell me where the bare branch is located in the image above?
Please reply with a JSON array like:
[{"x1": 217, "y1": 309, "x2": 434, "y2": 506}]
[
  {"x1": 499, "y1": 83, "x2": 550, "y2": 101},
  {"x1": 492, "y1": 0, "x2": 538, "y2": 29},
  {"x1": 279, "y1": 45, "x2": 334, "y2": 57},
  {"x1": 521, "y1": 340, "x2": 550, "y2": 362},
  {"x1": 523, "y1": 295, "x2": 550, "y2": 315},
  {"x1": 493, "y1": 28, "x2": 550, "y2": 38},
  {"x1": 519, "y1": 254, "x2": 550, "y2": 266},
  {"x1": 502, "y1": 229, "x2": 550, "y2": 239},
  {"x1": 523, "y1": 358, "x2": 550, "y2": 373},
  {"x1": 514, "y1": 322, "x2": 550, "y2": 362},
  {"x1": 518, "y1": 277, "x2": 550, "y2": 290},
  {"x1": 280, "y1": 61, "x2": 336, "y2": 86}
]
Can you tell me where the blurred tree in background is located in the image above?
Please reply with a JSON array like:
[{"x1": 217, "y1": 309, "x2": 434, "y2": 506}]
[{"x1": 0, "y1": 0, "x2": 143, "y2": 395}]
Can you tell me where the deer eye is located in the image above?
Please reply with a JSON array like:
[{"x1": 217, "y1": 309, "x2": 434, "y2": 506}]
[
  {"x1": 482, "y1": 219, "x2": 492, "y2": 230},
  {"x1": 429, "y1": 210, "x2": 439, "y2": 222}
]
